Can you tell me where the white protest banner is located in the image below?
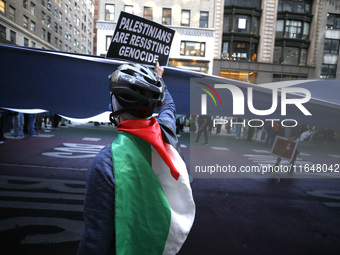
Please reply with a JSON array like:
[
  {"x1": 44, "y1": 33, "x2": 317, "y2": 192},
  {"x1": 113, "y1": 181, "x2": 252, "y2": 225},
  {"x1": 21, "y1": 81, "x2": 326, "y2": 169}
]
[{"x1": 106, "y1": 12, "x2": 175, "y2": 66}]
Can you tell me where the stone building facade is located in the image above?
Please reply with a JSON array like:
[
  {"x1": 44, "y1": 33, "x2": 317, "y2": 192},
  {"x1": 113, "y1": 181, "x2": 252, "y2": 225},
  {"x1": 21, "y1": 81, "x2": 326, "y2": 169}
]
[
  {"x1": 213, "y1": 0, "x2": 340, "y2": 83},
  {"x1": 0, "y1": 0, "x2": 94, "y2": 54}
]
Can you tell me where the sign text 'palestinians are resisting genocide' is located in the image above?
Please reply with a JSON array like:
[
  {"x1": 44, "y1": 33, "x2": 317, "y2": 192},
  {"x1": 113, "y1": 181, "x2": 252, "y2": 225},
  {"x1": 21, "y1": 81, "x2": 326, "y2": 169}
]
[{"x1": 106, "y1": 12, "x2": 175, "y2": 66}]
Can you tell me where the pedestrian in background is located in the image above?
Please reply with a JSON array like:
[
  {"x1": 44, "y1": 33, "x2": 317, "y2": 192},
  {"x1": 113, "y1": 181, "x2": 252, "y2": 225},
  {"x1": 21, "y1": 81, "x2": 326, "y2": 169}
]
[
  {"x1": 13, "y1": 112, "x2": 24, "y2": 138},
  {"x1": 28, "y1": 114, "x2": 37, "y2": 135},
  {"x1": 195, "y1": 115, "x2": 210, "y2": 145}
]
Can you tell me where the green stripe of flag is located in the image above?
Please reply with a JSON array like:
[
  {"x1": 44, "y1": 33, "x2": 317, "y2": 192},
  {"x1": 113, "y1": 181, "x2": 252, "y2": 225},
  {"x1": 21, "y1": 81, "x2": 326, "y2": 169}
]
[{"x1": 112, "y1": 131, "x2": 171, "y2": 255}]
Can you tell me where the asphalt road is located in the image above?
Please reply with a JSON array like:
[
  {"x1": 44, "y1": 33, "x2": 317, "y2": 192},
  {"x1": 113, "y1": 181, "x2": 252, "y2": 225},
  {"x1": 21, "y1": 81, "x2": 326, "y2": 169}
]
[{"x1": 1, "y1": 123, "x2": 340, "y2": 255}]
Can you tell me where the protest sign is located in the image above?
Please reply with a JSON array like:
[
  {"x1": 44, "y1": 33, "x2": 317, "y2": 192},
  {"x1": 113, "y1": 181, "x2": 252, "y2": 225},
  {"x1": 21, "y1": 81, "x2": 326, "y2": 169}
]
[
  {"x1": 106, "y1": 11, "x2": 175, "y2": 66},
  {"x1": 271, "y1": 136, "x2": 299, "y2": 161}
]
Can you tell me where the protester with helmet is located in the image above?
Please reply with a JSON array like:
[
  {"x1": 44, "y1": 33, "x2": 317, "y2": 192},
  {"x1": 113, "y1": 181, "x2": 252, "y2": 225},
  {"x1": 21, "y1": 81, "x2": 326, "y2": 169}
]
[{"x1": 77, "y1": 62, "x2": 195, "y2": 255}]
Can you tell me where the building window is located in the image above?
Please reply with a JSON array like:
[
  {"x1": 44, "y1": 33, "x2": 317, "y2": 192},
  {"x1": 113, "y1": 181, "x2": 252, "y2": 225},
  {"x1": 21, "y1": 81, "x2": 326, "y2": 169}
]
[
  {"x1": 42, "y1": 11, "x2": 46, "y2": 24},
  {"x1": 168, "y1": 59, "x2": 209, "y2": 73},
  {"x1": 284, "y1": 47, "x2": 299, "y2": 65},
  {"x1": 274, "y1": 46, "x2": 307, "y2": 65},
  {"x1": 277, "y1": 0, "x2": 312, "y2": 15},
  {"x1": 327, "y1": 13, "x2": 340, "y2": 30},
  {"x1": 47, "y1": 16, "x2": 51, "y2": 28},
  {"x1": 9, "y1": 6, "x2": 15, "y2": 21},
  {"x1": 224, "y1": 0, "x2": 261, "y2": 9},
  {"x1": 144, "y1": 7, "x2": 152, "y2": 20},
  {"x1": 221, "y1": 41, "x2": 257, "y2": 61},
  {"x1": 105, "y1": 4, "x2": 114, "y2": 21},
  {"x1": 0, "y1": 0, "x2": 5, "y2": 14},
  {"x1": 162, "y1": 8, "x2": 171, "y2": 25},
  {"x1": 41, "y1": 0, "x2": 45, "y2": 7},
  {"x1": 30, "y1": 21, "x2": 35, "y2": 34},
  {"x1": 220, "y1": 70, "x2": 257, "y2": 84},
  {"x1": 47, "y1": 32, "x2": 51, "y2": 43},
  {"x1": 30, "y1": 2, "x2": 35, "y2": 16},
  {"x1": 23, "y1": 16, "x2": 28, "y2": 29},
  {"x1": 276, "y1": 20, "x2": 310, "y2": 39},
  {"x1": 300, "y1": 48, "x2": 307, "y2": 66},
  {"x1": 41, "y1": 28, "x2": 45, "y2": 40},
  {"x1": 180, "y1": 41, "x2": 205, "y2": 57},
  {"x1": 223, "y1": 14, "x2": 260, "y2": 35},
  {"x1": 236, "y1": 15, "x2": 249, "y2": 32},
  {"x1": 23, "y1": 0, "x2": 28, "y2": 9},
  {"x1": 24, "y1": 37, "x2": 29, "y2": 46},
  {"x1": 234, "y1": 42, "x2": 249, "y2": 60},
  {"x1": 324, "y1": 39, "x2": 340, "y2": 54},
  {"x1": 321, "y1": 64, "x2": 337, "y2": 78},
  {"x1": 181, "y1": 10, "x2": 190, "y2": 26},
  {"x1": 10, "y1": 30, "x2": 16, "y2": 43},
  {"x1": 199, "y1": 11, "x2": 208, "y2": 28},
  {"x1": 31, "y1": 41, "x2": 35, "y2": 47},
  {"x1": 273, "y1": 73, "x2": 307, "y2": 82},
  {"x1": 106, "y1": 35, "x2": 112, "y2": 51},
  {"x1": 273, "y1": 46, "x2": 282, "y2": 63},
  {"x1": 47, "y1": 0, "x2": 51, "y2": 11},
  {"x1": 124, "y1": 5, "x2": 133, "y2": 14},
  {"x1": 286, "y1": 20, "x2": 302, "y2": 39},
  {"x1": 0, "y1": 24, "x2": 6, "y2": 39}
]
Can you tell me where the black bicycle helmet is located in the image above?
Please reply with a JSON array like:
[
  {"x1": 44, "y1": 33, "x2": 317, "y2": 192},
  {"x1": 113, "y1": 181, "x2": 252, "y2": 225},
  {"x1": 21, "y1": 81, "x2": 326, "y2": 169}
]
[{"x1": 109, "y1": 63, "x2": 166, "y2": 119}]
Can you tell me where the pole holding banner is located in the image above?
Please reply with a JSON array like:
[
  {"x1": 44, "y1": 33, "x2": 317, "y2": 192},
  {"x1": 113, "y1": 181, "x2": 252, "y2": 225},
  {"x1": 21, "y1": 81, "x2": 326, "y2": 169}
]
[{"x1": 106, "y1": 12, "x2": 175, "y2": 66}]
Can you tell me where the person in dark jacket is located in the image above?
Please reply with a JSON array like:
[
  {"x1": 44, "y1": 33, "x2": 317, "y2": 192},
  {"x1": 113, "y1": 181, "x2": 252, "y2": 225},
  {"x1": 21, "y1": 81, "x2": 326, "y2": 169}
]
[{"x1": 77, "y1": 62, "x2": 195, "y2": 255}]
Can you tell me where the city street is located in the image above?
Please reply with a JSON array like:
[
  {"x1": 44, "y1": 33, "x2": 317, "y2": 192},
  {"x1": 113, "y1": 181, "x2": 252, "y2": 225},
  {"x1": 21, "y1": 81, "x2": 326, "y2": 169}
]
[{"x1": 0, "y1": 123, "x2": 340, "y2": 255}]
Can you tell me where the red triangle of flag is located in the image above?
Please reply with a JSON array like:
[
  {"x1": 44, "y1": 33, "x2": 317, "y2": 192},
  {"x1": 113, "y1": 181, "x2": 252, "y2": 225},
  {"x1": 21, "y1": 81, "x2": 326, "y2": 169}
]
[{"x1": 117, "y1": 118, "x2": 180, "y2": 180}]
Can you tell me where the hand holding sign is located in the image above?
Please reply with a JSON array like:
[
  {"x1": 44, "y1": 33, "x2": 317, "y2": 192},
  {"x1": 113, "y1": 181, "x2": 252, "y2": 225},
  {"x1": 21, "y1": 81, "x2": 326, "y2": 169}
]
[
  {"x1": 106, "y1": 12, "x2": 175, "y2": 66},
  {"x1": 154, "y1": 61, "x2": 164, "y2": 78}
]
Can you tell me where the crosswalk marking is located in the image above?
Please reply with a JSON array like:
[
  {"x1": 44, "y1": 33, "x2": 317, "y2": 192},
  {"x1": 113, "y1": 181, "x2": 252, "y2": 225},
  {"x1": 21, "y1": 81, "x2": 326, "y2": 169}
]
[
  {"x1": 329, "y1": 154, "x2": 340, "y2": 159},
  {"x1": 251, "y1": 149, "x2": 270, "y2": 153},
  {"x1": 307, "y1": 190, "x2": 340, "y2": 213},
  {"x1": 32, "y1": 134, "x2": 55, "y2": 138},
  {"x1": 211, "y1": 146, "x2": 229, "y2": 151},
  {"x1": 82, "y1": 137, "x2": 101, "y2": 141},
  {"x1": 299, "y1": 152, "x2": 311, "y2": 156}
]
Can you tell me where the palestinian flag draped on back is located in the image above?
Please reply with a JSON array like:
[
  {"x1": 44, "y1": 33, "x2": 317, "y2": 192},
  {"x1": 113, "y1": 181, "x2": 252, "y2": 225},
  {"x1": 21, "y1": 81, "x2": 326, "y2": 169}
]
[{"x1": 111, "y1": 118, "x2": 195, "y2": 255}]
